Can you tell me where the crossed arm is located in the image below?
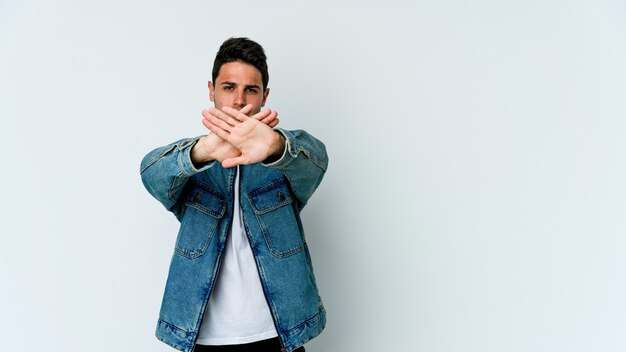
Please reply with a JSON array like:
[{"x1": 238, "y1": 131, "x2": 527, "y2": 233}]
[
  {"x1": 141, "y1": 107, "x2": 328, "y2": 214},
  {"x1": 190, "y1": 104, "x2": 286, "y2": 168}
]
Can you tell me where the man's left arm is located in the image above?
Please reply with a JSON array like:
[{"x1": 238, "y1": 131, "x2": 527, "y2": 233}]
[{"x1": 262, "y1": 128, "x2": 328, "y2": 207}]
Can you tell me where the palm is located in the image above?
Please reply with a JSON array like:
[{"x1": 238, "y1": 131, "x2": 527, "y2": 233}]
[
  {"x1": 204, "y1": 131, "x2": 242, "y2": 161},
  {"x1": 223, "y1": 119, "x2": 276, "y2": 165},
  {"x1": 203, "y1": 106, "x2": 283, "y2": 168},
  {"x1": 196, "y1": 105, "x2": 279, "y2": 165}
]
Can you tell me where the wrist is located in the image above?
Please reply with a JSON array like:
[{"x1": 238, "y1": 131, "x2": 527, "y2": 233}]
[
  {"x1": 271, "y1": 131, "x2": 286, "y2": 157},
  {"x1": 264, "y1": 131, "x2": 286, "y2": 163},
  {"x1": 191, "y1": 136, "x2": 214, "y2": 164}
]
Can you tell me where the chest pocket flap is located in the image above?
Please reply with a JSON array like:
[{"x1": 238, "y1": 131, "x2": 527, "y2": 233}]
[
  {"x1": 184, "y1": 182, "x2": 226, "y2": 218},
  {"x1": 248, "y1": 178, "x2": 294, "y2": 214}
]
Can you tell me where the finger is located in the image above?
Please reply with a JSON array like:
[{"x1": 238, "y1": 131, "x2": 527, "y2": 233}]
[
  {"x1": 222, "y1": 155, "x2": 247, "y2": 168},
  {"x1": 268, "y1": 117, "x2": 279, "y2": 128},
  {"x1": 260, "y1": 110, "x2": 278, "y2": 124},
  {"x1": 261, "y1": 115, "x2": 277, "y2": 127},
  {"x1": 205, "y1": 113, "x2": 234, "y2": 133},
  {"x1": 200, "y1": 118, "x2": 225, "y2": 140},
  {"x1": 222, "y1": 106, "x2": 250, "y2": 122},
  {"x1": 251, "y1": 108, "x2": 272, "y2": 121},
  {"x1": 208, "y1": 108, "x2": 239, "y2": 128},
  {"x1": 202, "y1": 118, "x2": 230, "y2": 140},
  {"x1": 203, "y1": 109, "x2": 233, "y2": 127},
  {"x1": 240, "y1": 104, "x2": 253, "y2": 115}
]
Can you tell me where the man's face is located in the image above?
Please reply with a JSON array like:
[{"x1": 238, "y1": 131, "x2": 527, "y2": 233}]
[{"x1": 208, "y1": 61, "x2": 269, "y2": 115}]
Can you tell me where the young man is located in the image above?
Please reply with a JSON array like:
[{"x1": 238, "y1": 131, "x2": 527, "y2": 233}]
[{"x1": 140, "y1": 38, "x2": 328, "y2": 352}]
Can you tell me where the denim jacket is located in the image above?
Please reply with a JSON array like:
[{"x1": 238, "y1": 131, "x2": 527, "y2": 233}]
[{"x1": 140, "y1": 129, "x2": 328, "y2": 352}]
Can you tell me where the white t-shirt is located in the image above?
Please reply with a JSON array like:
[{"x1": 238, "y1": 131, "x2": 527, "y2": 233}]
[{"x1": 196, "y1": 167, "x2": 278, "y2": 345}]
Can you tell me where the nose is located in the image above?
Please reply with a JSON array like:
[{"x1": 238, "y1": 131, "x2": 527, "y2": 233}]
[{"x1": 233, "y1": 89, "x2": 245, "y2": 110}]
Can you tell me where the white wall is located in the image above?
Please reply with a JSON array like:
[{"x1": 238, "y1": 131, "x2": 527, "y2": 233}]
[{"x1": 1, "y1": 0, "x2": 625, "y2": 351}]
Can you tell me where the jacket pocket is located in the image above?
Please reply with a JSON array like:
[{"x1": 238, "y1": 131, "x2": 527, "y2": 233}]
[
  {"x1": 175, "y1": 182, "x2": 226, "y2": 259},
  {"x1": 248, "y1": 178, "x2": 304, "y2": 258}
]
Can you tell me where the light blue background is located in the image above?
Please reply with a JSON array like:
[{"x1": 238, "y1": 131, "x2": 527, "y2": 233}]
[{"x1": 1, "y1": 0, "x2": 625, "y2": 351}]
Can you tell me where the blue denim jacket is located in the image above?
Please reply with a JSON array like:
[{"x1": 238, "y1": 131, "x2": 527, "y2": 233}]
[{"x1": 140, "y1": 129, "x2": 328, "y2": 352}]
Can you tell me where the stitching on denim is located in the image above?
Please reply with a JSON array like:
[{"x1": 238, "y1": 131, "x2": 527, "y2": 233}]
[
  {"x1": 167, "y1": 172, "x2": 185, "y2": 204},
  {"x1": 177, "y1": 147, "x2": 189, "y2": 177},
  {"x1": 251, "y1": 198, "x2": 293, "y2": 215},
  {"x1": 140, "y1": 144, "x2": 178, "y2": 173},
  {"x1": 155, "y1": 334, "x2": 188, "y2": 352},
  {"x1": 298, "y1": 148, "x2": 327, "y2": 171},
  {"x1": 283, "y1": 172, "x2": 298, "y2": 195},
  {"x1": 192, "y1": 280, "x2": 215, "y2": 349},
  {"x1": 275, "y1": 155, "x2": 297, "y2": 169},
  {"x1": 140, "y1": 154, "x2": 160, "y2": 173},
  {"x1": 249, "y1": 246, "x2": 283, "y2": 328},
  {"x1": 158, "y1": 318, "x2": 193, "y2": 335},
  {"x1": 251, "y1": 203, "x2": 305, "y2": 259},
  {"x1": 272, "y1": 147, "x2": 326, "y2": 173},
  {"x1": 267, "y1": 239, "x2": 305, "y2": 258},
  {"x1": 247, "y1": 179, "x2": 293, "y2": 214},
  {"x1": 184, "y1": 181, "x2": 226, "y2": 218},
  {"x1": 267, "y1": 142, "x2": 298, "y2": 169},
  {"x1": 185, "y1": 203, "x2": 223, "y2": 218},
  {"x1": 246, "y1": 179, "x2": 305, "y2": 257},
  {"x1": 174, "y1": 217, "x2": 217, "y2": 259},
  {"x1": 259, "y1": 216, "x2": 305, "y2": 259},
  {"x1": 173, "y1": 181, "x2": 224, "y2": 258},
  {"x1": 286, "y1": 309, "x2": 322, "y2": 333}
]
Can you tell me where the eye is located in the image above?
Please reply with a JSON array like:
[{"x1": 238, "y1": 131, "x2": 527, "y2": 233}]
[
  {"x1": 246, "y1": 87, "x2": 259, "y2": 94},
  {"x1": 223, "y1": 86, "x2": 234, "y2": 91}
]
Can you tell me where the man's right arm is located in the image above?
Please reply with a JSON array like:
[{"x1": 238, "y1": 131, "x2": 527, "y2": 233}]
[{"x1": 140, "y1": 137, "x2": 217, "y2": 220}]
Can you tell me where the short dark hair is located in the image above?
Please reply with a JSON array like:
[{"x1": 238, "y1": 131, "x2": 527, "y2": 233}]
[{"x1": 212, "y1": 37, "x2": 269, "y2": 91}]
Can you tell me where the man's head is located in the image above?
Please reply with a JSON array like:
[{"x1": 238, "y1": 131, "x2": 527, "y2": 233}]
[
  {"x1": 209, "y1": 37, "x2": 270, "y2": 114},
  {"x1": 212, "y1": 37, "x2": 269, "y2": 91}
]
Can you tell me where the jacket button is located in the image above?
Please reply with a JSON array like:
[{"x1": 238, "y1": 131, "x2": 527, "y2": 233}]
[
  {"x1": 277, "y1": 191, "x2": 285, "y2": 202},
  {"x1": 194, "y1": 192, "x2": 201, "y2": 203}
]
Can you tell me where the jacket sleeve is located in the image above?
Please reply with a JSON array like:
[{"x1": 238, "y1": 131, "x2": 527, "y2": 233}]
[
  {"x1": 140, "y1": 136, "x2": 215, "y2": 220},
  {"x1": 263, "y1": 128, "x2": 329, "y2": 208}
]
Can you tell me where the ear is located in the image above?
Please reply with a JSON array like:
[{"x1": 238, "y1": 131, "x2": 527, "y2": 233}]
[
  {"x1": 261, "y1": 87, "x2": 270, "y2": 107},
  {"x1": 208, "y1": 81, "x2": 215, "y2": 102}
]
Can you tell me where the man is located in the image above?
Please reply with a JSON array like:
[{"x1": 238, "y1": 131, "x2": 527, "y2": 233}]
[{"x1": 140, "y1": 37, "x2": 327, "y2": 352}]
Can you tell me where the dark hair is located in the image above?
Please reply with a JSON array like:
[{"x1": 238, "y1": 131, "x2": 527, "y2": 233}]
[{"x1": 212, "y1": 37, "x2": 269, "y2": 91}]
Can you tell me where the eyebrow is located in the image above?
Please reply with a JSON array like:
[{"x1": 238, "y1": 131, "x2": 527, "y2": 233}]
[{"x1": 219, "y1": 81, "x2": 261, "y2": 90}]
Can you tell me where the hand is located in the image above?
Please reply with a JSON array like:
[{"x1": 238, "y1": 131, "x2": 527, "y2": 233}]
[
  {"x1": 191, "y1": 105, "x2": 279, "y2": 165},
  {"x1": 203, "y1": 106, "x2": 285, "y2": 168}
]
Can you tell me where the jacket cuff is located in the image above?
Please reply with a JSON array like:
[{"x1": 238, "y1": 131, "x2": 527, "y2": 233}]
[
  {"x1": 262, "y1": 128, "x2": 297, "y2": 169},
  {"x1": 178, "y1": 136, "x2": 216, "y2": 176}
]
